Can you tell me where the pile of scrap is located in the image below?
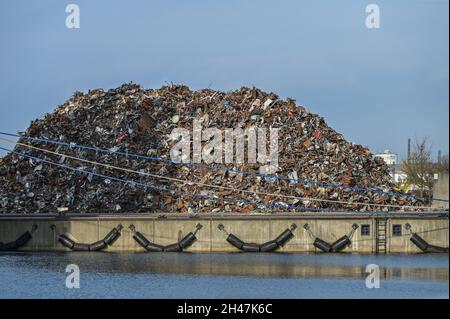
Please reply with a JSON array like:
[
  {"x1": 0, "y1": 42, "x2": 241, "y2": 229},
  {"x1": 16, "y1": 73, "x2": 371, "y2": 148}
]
[{"x1": 0, "y1": 83, "x2": 424, "y2": 214}]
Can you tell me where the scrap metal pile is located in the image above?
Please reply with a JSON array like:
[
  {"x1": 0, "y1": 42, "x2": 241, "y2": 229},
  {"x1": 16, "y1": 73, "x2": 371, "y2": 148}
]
[{"x1": 0, "y1": 83, "x2": 424, "y2": 214}]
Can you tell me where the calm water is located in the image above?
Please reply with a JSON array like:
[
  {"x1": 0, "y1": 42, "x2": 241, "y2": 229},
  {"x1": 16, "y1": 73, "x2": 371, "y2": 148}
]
[{"x1": 0, "y1": 252, "x2": 448, "y2": 299}]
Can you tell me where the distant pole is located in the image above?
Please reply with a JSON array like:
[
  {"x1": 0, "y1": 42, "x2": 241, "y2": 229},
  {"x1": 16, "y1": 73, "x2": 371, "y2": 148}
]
[
  {"x1": 438, "y1": 150, "x2": 442, "y2": 164},
  {"x1": 392, "y1": 163, "x2": 396, "y2": 183},
  {"x1": 407, "y1": 138, "x2": 411, "y2": 163}
]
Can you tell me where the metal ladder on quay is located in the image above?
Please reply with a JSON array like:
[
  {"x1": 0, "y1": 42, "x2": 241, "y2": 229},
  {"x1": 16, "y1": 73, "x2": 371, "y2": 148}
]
[{"x1": 375, "y1": 218, "x2": 387, "y2": 254}]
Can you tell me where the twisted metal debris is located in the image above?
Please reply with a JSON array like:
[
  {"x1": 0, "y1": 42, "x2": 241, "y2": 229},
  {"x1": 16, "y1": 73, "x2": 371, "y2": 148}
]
[{"x1": 0, "y1": 83, "x2": 431, "y2": 214}]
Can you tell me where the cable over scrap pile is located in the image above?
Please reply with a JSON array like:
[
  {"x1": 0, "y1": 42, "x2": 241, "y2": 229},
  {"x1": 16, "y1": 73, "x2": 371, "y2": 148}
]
[{"x1": 0, "y1": 83, "x2": 447, "y2": 214}]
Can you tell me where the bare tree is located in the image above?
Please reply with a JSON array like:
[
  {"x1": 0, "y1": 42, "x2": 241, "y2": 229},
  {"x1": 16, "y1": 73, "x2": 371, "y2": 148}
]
[
  {"x1": 436, "y1": 154, "x2": 449, "y2": 173},
  {"x1": 401, "y1": 138, "x2": 435, "y2": 197}
]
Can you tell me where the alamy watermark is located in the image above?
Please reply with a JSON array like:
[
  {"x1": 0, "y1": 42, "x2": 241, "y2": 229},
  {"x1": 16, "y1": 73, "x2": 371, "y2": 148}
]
[
  {"x1": 365, "y1": 4, "x2": 380, "y2": 29},
  {"x1": 365, "y1": 264, "x2": 380, "y2": 288},
  {"x1": 65, "y1": 264, "x2": 80, "y2": 288},
  {"x1": 65, "y1": 4, "x2": 80, "y2": 29},
  {"x1": 170, "y1": 119, "x2": 279, "y2": 174}
]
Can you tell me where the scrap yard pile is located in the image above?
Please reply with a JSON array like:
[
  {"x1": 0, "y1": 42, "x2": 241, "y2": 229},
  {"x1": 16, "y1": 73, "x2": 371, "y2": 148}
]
[{"x1": 0, "y1": 83, "x2": 424, "y2": 214}]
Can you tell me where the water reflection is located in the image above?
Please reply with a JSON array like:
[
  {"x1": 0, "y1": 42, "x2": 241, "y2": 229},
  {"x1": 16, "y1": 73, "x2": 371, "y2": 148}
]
[{"x1": 2, "y1": 252, "x2": 448, "y2": 282}]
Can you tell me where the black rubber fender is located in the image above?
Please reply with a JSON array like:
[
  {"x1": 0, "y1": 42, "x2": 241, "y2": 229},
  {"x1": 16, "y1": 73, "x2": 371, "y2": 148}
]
[
  {"x1": 331, "y1": 235, "x2": 351, "y2": 252},
  {"x1": 178, "y1": 232, "x2": 197, "y2": 249},
  {"x1": 103, "y1": 225, "x2": 123, "y2": 245},
  {"x1": 410, "y1": 233, "x2": 448, "y2": 253},
  {"x1": 0, "y1": 230, "x2": 35, "y2": 251},
  {"x1": 57, "y1": 225, "x2": 121, "y2": 251},
  {"x1": 146, "y1": 242, "x2": 164, "y2": 252},
  {"x1": 58, "y1": 234, "x2": 75, "y2": 249},
  {"x1": 410, "y1": 233, "x2": 429, "y2": 251},
  {"x1": 1, "y1": 241, "x2": 19, "y2": 251},
  {"x1": 241, "y1": 243, "x2": 260, "y2": 252},
  {"x1": 164, "y1": 243, "x2": 182, "y2": 252},
  {"x1": 260, "y1": 240, "x2": 279, "y2": 252},
  {"x1": 426, "y1": 245, "x2": 449, "y2": 253},
  {"x1": 12, "y1": 231, "x2": 33, "y2": 249},
  {"x1": 313, "y1": 238, "x2": 332, "y2": 252},
  {"x1": 226, "y1": 233, "x2": 244, "y2": 250},
  {"x1": 133, "y1": 232, "x2": 150, "y2": 249},
  {"x1": 89, "y1": 240, "x2": 107, "y2": 251},
  {"x1": 128, "y1": 226, "x2": 186, "y2": 252},
  {"x1": 72, "y1": 243, "x2": 90, "y2": 251},
  {"x1": 274, "y1": 229, "x2": 294, "y2": 247},
  {"x1": 221, "y1": 224, "x2": 296, "y2": 252}
]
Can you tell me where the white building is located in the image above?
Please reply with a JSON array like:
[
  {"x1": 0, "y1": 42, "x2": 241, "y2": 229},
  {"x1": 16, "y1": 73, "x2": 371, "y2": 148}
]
[
  {"x1": 390, "y1": 164, "x2": 407, "y2": 183},
  {"x1": 375, "y1": 149, "x2": 398, "y2": 165},
  {"x1": 375, "y1": 150, "x2": 409, "y2": 185}
]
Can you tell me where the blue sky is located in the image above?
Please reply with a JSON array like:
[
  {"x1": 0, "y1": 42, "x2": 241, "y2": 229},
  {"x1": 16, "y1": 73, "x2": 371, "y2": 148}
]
[{"x1": 0, "y1": 0, "x2": 448, "y2": 160}]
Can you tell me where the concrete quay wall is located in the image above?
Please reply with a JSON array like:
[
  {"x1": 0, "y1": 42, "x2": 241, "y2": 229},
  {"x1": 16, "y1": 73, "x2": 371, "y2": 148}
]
[{"x1": 0, "y1": 213, "x2": 448, "y2": 253}]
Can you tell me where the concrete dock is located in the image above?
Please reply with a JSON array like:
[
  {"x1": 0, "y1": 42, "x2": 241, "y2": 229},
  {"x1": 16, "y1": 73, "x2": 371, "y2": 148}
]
[{"x1": 0, "y1": 212, "x2": 448, "y2": 253}]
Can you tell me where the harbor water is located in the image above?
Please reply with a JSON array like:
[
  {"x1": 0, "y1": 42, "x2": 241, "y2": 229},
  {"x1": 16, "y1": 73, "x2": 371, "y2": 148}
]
[{"x1": 0, "y1": 252, "x2": 448, "y2": 299}]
